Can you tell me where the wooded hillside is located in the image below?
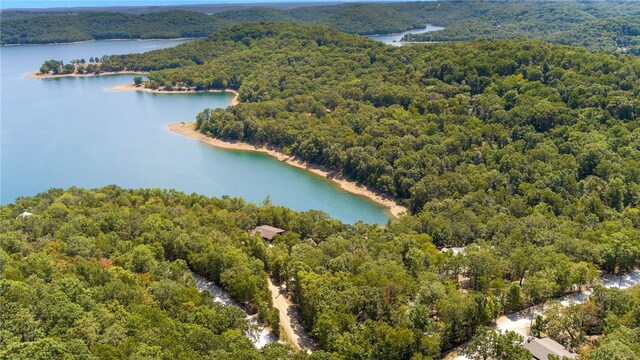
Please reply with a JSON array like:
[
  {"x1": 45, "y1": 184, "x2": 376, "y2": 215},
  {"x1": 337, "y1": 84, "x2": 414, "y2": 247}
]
[
  {"x1": 0, "y1": 2, "x2": 434, "y2": 45},
  {"x1": 3, "y1": 1, "x2": 639, "y2": 52},
  {"x1": 27, "y1": 22, "x2": 640, "y2": 358},
  {"x1": 403, "y1": 1, "x2": 640, "y2": 53}
]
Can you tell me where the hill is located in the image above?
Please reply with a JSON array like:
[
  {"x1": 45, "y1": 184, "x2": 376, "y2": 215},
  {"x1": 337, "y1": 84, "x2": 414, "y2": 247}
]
[
  {"x1": 2, "y1": 1, "x2": 639, "y2": 52},
  {"x1": 403, "y1": 0, "x2": 640, "y2": 53},
  {"x1": 0, "y1": 2, "x2": 435, "y2": 45}
]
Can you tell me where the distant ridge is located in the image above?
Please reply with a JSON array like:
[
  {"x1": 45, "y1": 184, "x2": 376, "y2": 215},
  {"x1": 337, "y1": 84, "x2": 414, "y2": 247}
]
[
  {"x1": 0, "y1": 2, "x2": 437, "y2": 44},
  {"x1": 0, "y1": 2, "x2": 342, "y2": 19}
]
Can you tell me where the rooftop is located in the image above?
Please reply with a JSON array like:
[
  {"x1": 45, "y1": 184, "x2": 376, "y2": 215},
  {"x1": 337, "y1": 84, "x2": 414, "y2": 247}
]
[
  {"x1": 523, "y1": 337, "x2": 576, "y2": 360},
  {"x1": 251, "y1": 225, "x2": 285, "y2": 240}
]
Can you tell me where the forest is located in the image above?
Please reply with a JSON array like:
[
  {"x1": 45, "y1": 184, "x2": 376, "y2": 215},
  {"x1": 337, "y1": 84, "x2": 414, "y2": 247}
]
[
  {"x1": 0, "y1": 2, "x2": 434, "y2": 45},
  {"x1": 25, "y1": 22, "x2": 640, "y2": 358},
  {"x1": 3, "y1": 184, "x2": 640, "y2": 359},
  {"x1": 403, "y1": 1, "x2": 640, "y2": 54},
  {"x1": 3, "y1": 0, "x2": 640, "y2": 51},
  {"x1": 0, "y1": 2, "x2": 309, "y2": 19},
  {"x1": 0, "y1": 187, "x2": 311, "y2": 359}
]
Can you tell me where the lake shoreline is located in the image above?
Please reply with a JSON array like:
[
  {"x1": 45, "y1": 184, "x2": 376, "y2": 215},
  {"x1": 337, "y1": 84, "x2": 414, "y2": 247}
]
[
  {"x1": 27, "y1": 66, "x2": 398, "y2": 220},
  {"x1": 366, "y1": 23, "x2": 444, "y2": 37},
  {"x1": 6, "y1": 25, "x2": 445, "y2": 47},
  {"x1": 168, "y1": 122, "x2": 408, "y2": 219},
  {"x1": 4, "y1": 28, "x2": 449, "y2": 47},
  {"x1": 26, "y1": 70, "x2": 147, "y2": 79},
  {"x1": 396, "y1": 41, "x2": 443, "y2": 45},
  {"x1": 109, "y1": 83, "x2": 240, "y2": 106},
  {"x1": 28, "y1": 71, "x2": 241, "y2": 106},
  {"x1": 3, "y1": 37, "x2": 195, "y2": 47}
]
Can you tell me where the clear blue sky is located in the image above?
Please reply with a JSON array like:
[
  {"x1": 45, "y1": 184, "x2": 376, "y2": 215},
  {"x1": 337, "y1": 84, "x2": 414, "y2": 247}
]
[{"x1": 1, "y1": 0, "x2": 424, "y2": 10}]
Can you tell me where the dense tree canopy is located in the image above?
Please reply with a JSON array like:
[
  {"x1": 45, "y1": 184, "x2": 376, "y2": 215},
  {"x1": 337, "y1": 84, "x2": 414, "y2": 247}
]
[
  {"x1": 26, "y1": 21, "x2": 640, "y2": 358},
  {"x1": 94, "y1": 23, "x2": 640, "y2": 230},
  {"x1": 0, "y1": 2, "x2": 435, "y2": 45},
  {"x1": 463, "y1": 327, "x2": 531, "y2": 360},
  {"x1": 3, "y1": 0, "x2": 639, "y2": 52},
  {"x1": 403, "y1": 1, "x2": 640, "y2": 54},
  {"x1": 0, "y1": 183, "x2": 614, "y2": 359},
  {"x1": 1, "y1": 10, "x2": 223, "y2": 45},
  {"x1": 0, "y1": 187, "x2": 309, "y2": 359}
]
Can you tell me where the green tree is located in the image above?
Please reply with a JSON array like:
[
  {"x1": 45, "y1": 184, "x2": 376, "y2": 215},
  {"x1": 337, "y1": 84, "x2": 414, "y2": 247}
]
[
  {"x1": 589, "y1": 340, "x2": 636, "y2": 360},
  {"x1": 463, "y1": 327, "x2": 531, "y2": 360},
  {"x1": 543, "y1": 302, "x2": 586, "y2": 350},
  {"x1": 600, "y1": 234, "x2": 639, "y2": 274},
  {"x1": 505, "y1": 283, "x2": 524, "y2": 313},
  {"x1": 128, "y1": 244, "x2": 157, "y2": 273}
]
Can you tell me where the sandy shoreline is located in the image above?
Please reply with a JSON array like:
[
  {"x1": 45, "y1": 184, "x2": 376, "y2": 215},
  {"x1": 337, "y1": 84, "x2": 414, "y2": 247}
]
[
  {"x1": 29, "y1": 71, "x2": 240, "y2": 106},
  {"x1": 169, "y1": 122, "x2": 408, "y2": 218},
  {"x1": 29, "y1": 67, "x2": 404, "y2": 218},
  {"x1": 109, "y1": 83, "x2": 240, "y2": 105}
]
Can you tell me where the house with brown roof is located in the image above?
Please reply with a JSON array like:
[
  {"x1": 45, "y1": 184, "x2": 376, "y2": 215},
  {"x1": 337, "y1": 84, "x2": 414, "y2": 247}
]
[
  {"x1": 523, "y1": 337, "x2": 577, "y2": 360},
  {"x1": 251, "y1": 225, "x2": 285, "y2": 241}
]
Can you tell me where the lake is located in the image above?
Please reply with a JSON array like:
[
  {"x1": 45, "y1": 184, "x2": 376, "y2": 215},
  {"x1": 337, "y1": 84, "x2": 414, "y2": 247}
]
[
  {"x1": 366, "y1": 24, "x2": 444, "y2": 46},
  {"x1": 0, "y1": 40, "x2": 391, "y2": 224}
]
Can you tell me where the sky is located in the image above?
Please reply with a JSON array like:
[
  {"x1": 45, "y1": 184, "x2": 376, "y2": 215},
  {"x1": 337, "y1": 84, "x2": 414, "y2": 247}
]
[{"x1": 1, "y1": 0, "x2": 413, "y2": 10}]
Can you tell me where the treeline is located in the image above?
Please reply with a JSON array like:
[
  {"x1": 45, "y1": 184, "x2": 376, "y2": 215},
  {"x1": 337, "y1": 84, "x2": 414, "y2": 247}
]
[
  {"x1": 0, "y1": 2, "x2": 436, "y2": 45},
  {"x1": 38, "y1": 58, "x2": 105, "y2": 75},
  {"x1": 4, "y1": 1, "x2": 640, "y2": 52},
  {"x1": 0, "y1": 2, "x2": 307, "y2": 19},
  {"x1": 403, "y1": 1, "x2": 640, "y2": 53},
  {"x1": 1, "y1": 10, "x2": 220, "y2": 45}
]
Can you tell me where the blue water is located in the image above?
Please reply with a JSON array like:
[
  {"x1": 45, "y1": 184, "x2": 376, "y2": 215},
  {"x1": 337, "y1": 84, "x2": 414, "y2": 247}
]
[
  {"x1": 0, "y1": 40, "x2": 391, "y2": 224},
  {"x1": 366, "y1": 24, "x2": 444, "y2": 46}
]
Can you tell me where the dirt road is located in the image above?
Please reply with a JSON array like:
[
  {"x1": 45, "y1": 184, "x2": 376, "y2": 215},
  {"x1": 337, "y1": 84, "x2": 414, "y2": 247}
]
[{"x1": 268, "y1": 278, "x2": 316, "y2": 352}]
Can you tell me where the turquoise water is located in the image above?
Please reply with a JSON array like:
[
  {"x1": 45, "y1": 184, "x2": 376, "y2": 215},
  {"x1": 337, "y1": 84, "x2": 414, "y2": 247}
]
[{"x1": 0, "y1": 40, "x2": 391, "y2": 224}]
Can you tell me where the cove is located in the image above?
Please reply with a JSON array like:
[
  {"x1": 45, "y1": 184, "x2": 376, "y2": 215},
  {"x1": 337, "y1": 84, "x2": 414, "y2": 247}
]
[
  {"x1": 0, "y1": 39, "x2": 391, "y2": 224},
  {"x1": 366, "y1": 24, "x2": 444, "y2": 46}
]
